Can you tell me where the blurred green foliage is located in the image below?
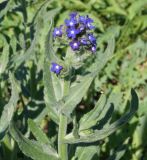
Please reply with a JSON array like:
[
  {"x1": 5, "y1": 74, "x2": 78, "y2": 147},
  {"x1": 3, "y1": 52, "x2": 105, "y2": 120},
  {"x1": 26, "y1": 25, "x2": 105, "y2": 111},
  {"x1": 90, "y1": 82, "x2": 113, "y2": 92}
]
[{"x1": 0, "y1": 0, "x2": 147, "y2": 160}]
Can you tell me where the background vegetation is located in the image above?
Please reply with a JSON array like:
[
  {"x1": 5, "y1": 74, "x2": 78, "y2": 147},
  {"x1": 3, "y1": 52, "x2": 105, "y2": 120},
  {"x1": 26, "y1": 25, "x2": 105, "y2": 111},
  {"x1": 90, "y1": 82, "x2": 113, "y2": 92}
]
[{"x1": 0, "y1": 0, "x2": 147, "y2": 159}]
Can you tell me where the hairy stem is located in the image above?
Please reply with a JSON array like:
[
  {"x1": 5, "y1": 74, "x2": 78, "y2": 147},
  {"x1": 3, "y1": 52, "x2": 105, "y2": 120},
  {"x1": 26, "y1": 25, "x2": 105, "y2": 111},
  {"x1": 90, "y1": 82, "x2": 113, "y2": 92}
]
[
  {"x1": 58, "y1": 77, "x2": 70, "y2": 160},
  {"x1": 58, "y1": 113, "x2": 68, "y2": 160}
]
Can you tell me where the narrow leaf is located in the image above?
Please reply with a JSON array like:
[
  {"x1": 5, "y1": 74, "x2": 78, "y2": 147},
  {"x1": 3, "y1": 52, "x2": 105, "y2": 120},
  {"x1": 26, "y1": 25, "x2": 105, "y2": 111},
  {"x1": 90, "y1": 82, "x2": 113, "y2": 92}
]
[
  {"x1": 64, "y1": 89, "x2": 138, "y2": 143},
  {"x1": 44, "y1": 60, "x2": 59, "y2": 124},
  {"x1": 74, "y1": 145, "x2": 99, "y2": 160},
  {"x1": 0, "y1": 42, "x2": 9, "y2": 75},
  {"x1": 62, "y1": 74, "x2": 94, "y2": 116},
  {"x1": 0, "y1": 73, "x2": 19, "y2": 140},
  {"x1": 28, "y1": 119, "x2": 52, "y2": 145},
  {"x1": 9, "y1": 122, "x2": 59, "y2": 160},
  {"x1": 128, "y1": 0, "x2": 147, "y2": 20},
  {"x1": 79, "y1": 94, "x2": 106, "y2": 131}
]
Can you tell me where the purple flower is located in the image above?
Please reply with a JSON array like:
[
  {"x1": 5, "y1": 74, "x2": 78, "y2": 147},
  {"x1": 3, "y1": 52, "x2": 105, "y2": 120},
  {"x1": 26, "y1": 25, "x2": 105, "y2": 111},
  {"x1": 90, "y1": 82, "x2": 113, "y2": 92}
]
[
  {"x1": 86, "y1": 22, "x2": 95, "y2": 30},
  {"x1": 88, "y1": 34, "x2": 96, "y2": 45},
  {"x1": 79, "y1": 15, "x2": 95, "y2": 30},
  {"x1": 65, "y1": 18, "x2": 77, "y2": 27},
  {"x1": 66, "y1": 27, "x2": 80, "y2": 39},
  {"x1": 70, "y1": 40, "x2": 80, "y2": 50},
  {"x1": 50, "y1": 62, "x2": 63, "y2": 75},
  {"x1": 91, "y1": 45, "x2": 96, "y2": 53},
  {"x1": 86, "y1": 16, "x2": 94, "y2": 24},
  {"x1": 80, "y1": 38, "x2": 88, "y2": 45},
  {"x1": 70, "y1": 12, "x2": 77, "y2": 19},
  {"x1": 85, "y1": 16, "x2": 95, "y2": 29},
  {"x1": 79, "y1": 15, "x2": 86, "y2": 24},
  {"x1": 53, "y1": 25, "x2": 63, "y2": 38}
]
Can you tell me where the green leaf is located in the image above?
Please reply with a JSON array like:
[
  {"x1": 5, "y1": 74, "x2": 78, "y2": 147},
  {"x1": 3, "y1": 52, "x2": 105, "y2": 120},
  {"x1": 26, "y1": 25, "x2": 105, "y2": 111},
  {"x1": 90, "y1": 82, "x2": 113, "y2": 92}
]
[
  {"x1": 44, "y1": 19, "x2": 63, "y2": 63},
  {"x1": 79, "y1": 94, "x2": 106, "y2": 131},
  {"x1": 127, "y1": 0, "x2": 147, "y2": 20},
  {"x1": 12, "y1": 6, "x2": 61, "y2": 67},
  {"x1": 132, "y1": 115, "x2": 147, "y2": 159},
  {"x1": 73, "y1": 145, "x2": 99, "y2": 160},
  {"x1": 108, "y1": 138, "x2": 129, "y2": 160},
  {"x1": 44, "y1": 60, "x2": 60, "y2": 124},
  {"x1": 0, "y1": 42, "x2": 9, "y2": 75},
  {"x1": 0, "y1": 0, "x2": 15, "y2": 19},
  {"x1": 61, "y1": 74, "x2": 94, "y2": 116},
  {"x1": 64, "y1": 0, "x2": 88, "y2": 10},
  {"x1": 28, "y1": 119, "x2": 52, "y2": 145},
  {"x1": 43, "y1": 18, "x2": 65, "y2": 124},
  {"x1": 0, "y1": 73, "x2": 19, "y2": 140},
  {"x1": 64, "y1": 89, "x2": 138, "y2": 144},
  {"x1": 9, "y1": 122, "x2": 59, "y2": 160},
  {"x1": 98, "y1": 26, "x2": 120, "y2": 44}
]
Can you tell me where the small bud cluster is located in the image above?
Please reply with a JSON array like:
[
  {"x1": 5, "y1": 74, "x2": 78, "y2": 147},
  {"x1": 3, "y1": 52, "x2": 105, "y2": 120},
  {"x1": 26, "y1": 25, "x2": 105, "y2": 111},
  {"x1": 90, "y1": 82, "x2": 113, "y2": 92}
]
[{"x1": 51, "y1": 12, "x2": 97, "y2": 75}]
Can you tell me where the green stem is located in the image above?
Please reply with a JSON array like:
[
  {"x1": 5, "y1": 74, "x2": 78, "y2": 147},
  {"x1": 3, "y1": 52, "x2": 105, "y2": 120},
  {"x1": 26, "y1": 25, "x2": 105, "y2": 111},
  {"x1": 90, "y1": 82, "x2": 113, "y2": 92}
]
[
  {"x1": 58, "y1": 113, "x2": 68, "y2": 160},
  {"x1": 58, "y1": 77, "x2": 70, "y2": 160}
]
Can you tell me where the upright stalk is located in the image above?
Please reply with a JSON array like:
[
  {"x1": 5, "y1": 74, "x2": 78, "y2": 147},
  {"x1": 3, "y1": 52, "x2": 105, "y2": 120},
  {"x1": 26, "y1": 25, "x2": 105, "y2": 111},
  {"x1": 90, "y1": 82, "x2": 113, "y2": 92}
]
[
  {"x1": 58, "y1": 113, "x2": 68, "y2": 160},
  {"x1": 58, "y1": 76, "x2": 70, "y2": 160}
]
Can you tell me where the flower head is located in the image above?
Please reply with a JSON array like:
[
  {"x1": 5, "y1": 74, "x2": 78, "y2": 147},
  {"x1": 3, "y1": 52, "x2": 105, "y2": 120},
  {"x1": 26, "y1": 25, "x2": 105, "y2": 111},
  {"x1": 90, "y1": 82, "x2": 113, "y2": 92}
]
[
  {"x1": 70, "y1": 40, "x2": 80, "y2": 50},
  {"x1": 50, "y1": 62, "x2": 63, "y2": 75},
  {"x1": 53, "y1": 25, "x2": 63, "y2": 38},
  {"x1": 53, "y1": 12, "x2": 97, "y2": 53}
]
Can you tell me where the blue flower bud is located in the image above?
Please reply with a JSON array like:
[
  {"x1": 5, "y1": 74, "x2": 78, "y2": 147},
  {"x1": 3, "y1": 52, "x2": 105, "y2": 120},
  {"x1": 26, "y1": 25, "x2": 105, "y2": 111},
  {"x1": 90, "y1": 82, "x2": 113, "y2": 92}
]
[
  {"x1": 50, "y1": 62, "x2": 63, "y2": 75},
  {"x1": 88, "y1": 34, "x2": 96, "y2": 45},
  {"x1": 53, "y1": 25, "x2": 63, "y2": 38},
  {"x1": 91, "y1": 45, "x2": 96, "y2": 53}
]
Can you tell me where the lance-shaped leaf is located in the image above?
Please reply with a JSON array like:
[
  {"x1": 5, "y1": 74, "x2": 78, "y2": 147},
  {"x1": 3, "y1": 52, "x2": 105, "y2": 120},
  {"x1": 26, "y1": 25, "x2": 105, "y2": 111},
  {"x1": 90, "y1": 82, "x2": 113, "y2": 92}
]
[
  {"x1": 9, "y1": 122, "x2": 59, "y2": 160},
  {"x1": 28, "y1": 119, "x2": 52, "y2": 145},
  {"x1": 12, "y1": 5, "x2": 61, "y2": 67},
  {"x1": 44, "y1": 60, "x2": 60, "y2": 124},
  {"x1": 79, "y1": 94, "x2": 106, "y2": 131},
  {"x1": 0, "y1": 0, "x2": 15, "y2": 19},
  {"x1": 81, "y1": 91, "x2": 121, "y2": 131},
  {"x1": 73, "y1": 145, "x2": 99, "y2": 160},
  {"x1": 0, "y1": 73, "x2": 19, "y2": 140},
  {"x1": 128, "y1": 0, "x2": 147, "y2": 20},
  {"x1": 0, "y1": 41, "x2": 9, "y2": 75},
  {"x1": 64, "y1": 89, "x2": 138, "y2": 144},
  {"x1": 61, "y1": 74, "x2": 94, "y2": 116},
  {"x1": 43, "y1": 20, "x2": 64, "y2": 124},
  {"x1": 45, "y1": 19, "x2": 63, "y2": 64},
  {"x1": 108, "y1": 138, "x2": 129, "y2": 160}
]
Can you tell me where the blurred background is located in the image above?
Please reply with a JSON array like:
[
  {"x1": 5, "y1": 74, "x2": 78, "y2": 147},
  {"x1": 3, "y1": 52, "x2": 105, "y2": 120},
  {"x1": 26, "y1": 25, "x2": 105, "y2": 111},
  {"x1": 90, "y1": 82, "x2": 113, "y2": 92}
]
[{"x1": 0, "y1": 0, "x2": 147, "y2": 159}]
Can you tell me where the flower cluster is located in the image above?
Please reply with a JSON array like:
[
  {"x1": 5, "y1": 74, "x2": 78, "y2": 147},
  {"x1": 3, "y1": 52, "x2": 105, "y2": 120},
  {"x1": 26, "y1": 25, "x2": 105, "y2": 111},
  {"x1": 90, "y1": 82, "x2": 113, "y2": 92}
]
[
  {"x1": 53, "y1": 12, "x2": 97, "y2": 53},
  {"x1": 51, "y1": 12, "x2": 97, "y2": 75}
]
